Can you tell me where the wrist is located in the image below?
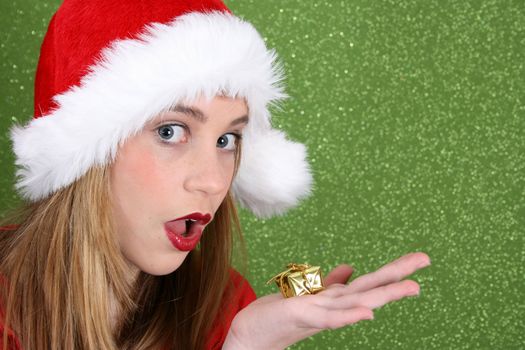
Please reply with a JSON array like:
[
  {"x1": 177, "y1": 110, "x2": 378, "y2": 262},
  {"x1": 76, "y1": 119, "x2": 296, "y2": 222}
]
[
  {"x1": 222, "y1": 326, "x2": 249, "y2": 350},
  {"x1": 223, "y1": 323, "x2": 285, "y2": 350}
]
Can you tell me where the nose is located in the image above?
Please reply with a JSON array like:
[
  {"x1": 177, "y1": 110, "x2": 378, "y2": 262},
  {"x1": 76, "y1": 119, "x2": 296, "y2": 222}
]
[{"x1": 183, "y1": 148, "x2": 232, "y2": 196}]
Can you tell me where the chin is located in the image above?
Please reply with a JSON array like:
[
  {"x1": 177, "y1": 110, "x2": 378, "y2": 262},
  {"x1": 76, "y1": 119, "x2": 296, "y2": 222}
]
[{"x1": 135, "y1": 254, "x2": 189, "y2": 276}]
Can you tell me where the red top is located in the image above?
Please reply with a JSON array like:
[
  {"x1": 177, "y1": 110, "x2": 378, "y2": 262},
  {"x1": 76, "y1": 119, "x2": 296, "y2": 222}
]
[
  {"x1": 0, "y1": 226, "x2": 256, "y2": 349},
  {"x1": 205, "y1": 269, "x2": 257, "y2": 349},
  {"x1": 0, "y1": 258, "x2": 255, "y2": 348},
  {"x1": 0, "y1": 270, "x2": 256, "y2": 349}
]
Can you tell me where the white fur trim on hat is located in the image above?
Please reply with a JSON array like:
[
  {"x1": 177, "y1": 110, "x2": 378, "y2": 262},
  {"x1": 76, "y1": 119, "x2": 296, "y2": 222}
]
[{"x1": 11, "y1": 12, "x2": 312, "y2": 217}]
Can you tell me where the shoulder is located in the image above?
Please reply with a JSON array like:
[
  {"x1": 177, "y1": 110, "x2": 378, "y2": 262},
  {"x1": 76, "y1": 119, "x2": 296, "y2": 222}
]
[{"x1": 205, "y1": 268, "x2": 257, "y2": 350}]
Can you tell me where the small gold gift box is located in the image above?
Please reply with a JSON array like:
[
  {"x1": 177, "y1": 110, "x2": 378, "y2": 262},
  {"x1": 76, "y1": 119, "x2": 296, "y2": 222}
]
[{"x1": 267, "y1": 263, "x2": 325, "y2": 298}]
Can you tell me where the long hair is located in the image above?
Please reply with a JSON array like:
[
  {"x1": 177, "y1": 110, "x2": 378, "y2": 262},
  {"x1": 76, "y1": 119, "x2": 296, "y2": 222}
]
[{"x1": 0, "y1": 144, "x2": 246, "y2": 349}]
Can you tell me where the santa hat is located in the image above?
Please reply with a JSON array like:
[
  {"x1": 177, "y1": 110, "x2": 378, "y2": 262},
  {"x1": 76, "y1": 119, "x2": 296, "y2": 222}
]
[{"x1": 10, "y1": 0, "x2": 312, "y2": 218}]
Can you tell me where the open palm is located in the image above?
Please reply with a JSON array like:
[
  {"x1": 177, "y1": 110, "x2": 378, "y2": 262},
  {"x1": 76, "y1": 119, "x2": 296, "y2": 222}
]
[{"x1": 223, "y1": 252, "x2": 431, "y2": 350}]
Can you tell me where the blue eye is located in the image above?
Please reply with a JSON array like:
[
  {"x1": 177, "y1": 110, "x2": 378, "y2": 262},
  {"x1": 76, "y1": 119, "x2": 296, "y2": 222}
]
[
  {"x1": 157, "y1": 124, "x2": 186, "y2": 143},
  {"x1": 217, "y1": 134, "x2": 240, "y2": 151}
]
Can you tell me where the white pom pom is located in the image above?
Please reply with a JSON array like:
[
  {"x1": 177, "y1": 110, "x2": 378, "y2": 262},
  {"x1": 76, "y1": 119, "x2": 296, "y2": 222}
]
[{"x1": 232, "y1": 128, "x2": 313, "y2": 218}]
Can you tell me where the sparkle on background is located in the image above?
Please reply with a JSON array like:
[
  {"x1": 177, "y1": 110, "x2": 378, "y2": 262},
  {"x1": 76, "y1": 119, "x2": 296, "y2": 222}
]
[{"x1": 1, "y1": 1, "x2": 523, "y2": 349}]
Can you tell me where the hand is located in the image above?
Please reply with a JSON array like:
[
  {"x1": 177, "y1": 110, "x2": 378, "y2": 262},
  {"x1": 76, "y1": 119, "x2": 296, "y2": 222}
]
[{"x1": 222, "y1": 252, "x2": 431, "y2": 350}]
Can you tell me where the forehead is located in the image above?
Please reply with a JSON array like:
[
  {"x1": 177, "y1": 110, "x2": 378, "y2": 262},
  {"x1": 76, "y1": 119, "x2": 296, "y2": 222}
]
[{"x1": 154, "y1": 96, "x2": 249, "y2": 125}]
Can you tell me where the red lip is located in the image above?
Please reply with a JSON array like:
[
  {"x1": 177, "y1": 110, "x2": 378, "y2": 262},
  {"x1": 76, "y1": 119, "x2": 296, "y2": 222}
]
[
  {"x1": 164, "y1": 212, "x2": 212, "y2": 251},
  {"x1": 173, "y1": 212, "x2": 212, "y2": 225}
]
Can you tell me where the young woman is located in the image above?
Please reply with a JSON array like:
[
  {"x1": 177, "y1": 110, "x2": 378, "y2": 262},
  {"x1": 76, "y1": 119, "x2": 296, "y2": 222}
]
[{"x1": 0, "y1": 1, "x2": 431, "y2": 349}]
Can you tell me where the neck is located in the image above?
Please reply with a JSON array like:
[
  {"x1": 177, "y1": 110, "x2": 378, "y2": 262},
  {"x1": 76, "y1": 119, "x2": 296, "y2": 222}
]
[{"x1": 110, "y1": 264, "x2": 140, "y2": 331}]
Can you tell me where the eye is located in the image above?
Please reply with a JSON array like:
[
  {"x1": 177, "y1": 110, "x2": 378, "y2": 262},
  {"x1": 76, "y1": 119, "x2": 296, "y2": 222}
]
[
  {"x1": 157, "y1": 124, "x2": 186, "y2": 143},
  {"x1": 217, "y1": 133, "x2": 240, "y2": 151}
]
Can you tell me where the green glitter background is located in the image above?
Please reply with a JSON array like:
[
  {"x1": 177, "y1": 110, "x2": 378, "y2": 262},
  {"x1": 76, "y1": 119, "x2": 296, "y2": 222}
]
[{"x1": 1, "y1": 1, "x2": 524, "y2": 349}]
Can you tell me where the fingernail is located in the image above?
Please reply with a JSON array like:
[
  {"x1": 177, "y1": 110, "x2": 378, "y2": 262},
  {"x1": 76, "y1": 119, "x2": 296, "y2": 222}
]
[
  {"x1": 418, "y1": 258, "x2": 431, "y2": 268},
  {"x1": 410, "y1": 289, "x2": 420, "y2": 296}
]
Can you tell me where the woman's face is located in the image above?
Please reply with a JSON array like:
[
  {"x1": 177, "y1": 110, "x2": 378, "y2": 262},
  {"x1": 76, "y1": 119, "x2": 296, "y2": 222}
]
[{"x1": 110, "y1": 96, "x2": 248, "y2": 276}]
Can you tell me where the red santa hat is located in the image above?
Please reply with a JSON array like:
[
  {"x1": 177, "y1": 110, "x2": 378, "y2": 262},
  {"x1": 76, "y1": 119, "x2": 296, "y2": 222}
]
[{"x1": 10, "y1": 0, "x2": 312, "y2": 218}]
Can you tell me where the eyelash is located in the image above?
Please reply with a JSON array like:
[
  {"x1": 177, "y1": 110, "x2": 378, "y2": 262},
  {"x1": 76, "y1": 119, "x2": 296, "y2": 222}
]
[{"x1": 156, "y1": 123, "x2": 242, "y2": 151}]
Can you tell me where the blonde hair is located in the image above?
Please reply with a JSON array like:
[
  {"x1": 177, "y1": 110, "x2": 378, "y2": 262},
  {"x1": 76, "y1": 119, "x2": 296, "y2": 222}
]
[{"x1": 0, "y1": 145, "x2": 246, "y2": 349}]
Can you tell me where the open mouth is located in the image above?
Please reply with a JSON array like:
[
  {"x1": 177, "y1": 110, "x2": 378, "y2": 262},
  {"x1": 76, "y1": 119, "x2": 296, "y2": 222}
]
[
  {"x1": 165, "y1": 218, "x2": 200, "y2": 238},
  {"x1": 164, "y1": 212, "x2": 212, "y2": 251},
  {"x1": 182, "y1": 219, "x2": 196, "y2": 237}
]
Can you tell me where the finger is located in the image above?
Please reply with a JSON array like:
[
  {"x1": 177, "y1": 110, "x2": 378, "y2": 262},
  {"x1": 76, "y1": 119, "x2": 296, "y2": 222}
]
[
  {"x1": 321, "y1": 253, "x2": 428, "y2": 298},
  {"x1": 324, "y1": 264, "x2": 354, "y2": 286},
  {"x1": 346, "y1": 252, "x2": 430, "y2": 294},
  {"x1": 317, "y1": 279, "x2": 420, "y2": 310}
]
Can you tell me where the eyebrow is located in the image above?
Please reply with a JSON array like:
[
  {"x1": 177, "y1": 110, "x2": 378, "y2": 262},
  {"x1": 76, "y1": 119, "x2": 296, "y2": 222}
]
[{"x1": 170, "y1": 105, "x2": 249, "y2": 127}]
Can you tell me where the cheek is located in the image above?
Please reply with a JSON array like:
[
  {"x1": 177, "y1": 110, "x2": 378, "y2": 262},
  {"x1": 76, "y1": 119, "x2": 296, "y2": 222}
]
[
  {"x1": 118, "y1": 149, "x2": 163, "y2": 194},
  {"x1": 221, "y1": 153, "x2": 237, "y2": 185},
  {"x1": 111, "y1": 140, "x2": 177, "y2": 223}
]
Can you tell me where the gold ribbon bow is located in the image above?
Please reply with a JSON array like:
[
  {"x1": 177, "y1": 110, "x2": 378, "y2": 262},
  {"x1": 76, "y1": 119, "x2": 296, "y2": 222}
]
[{"x1": 267, "y1": 263, "x2": 325, "y2": 298}]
